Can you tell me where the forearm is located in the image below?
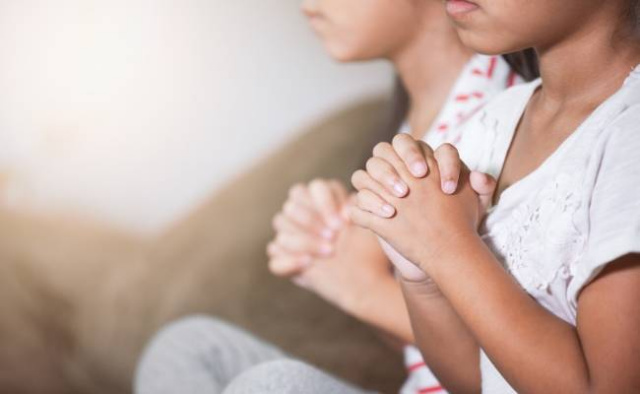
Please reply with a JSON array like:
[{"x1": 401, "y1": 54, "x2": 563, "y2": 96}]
[
  {"x1": 425, "y1": 233, "x2": 591, "y2": 393},
  {"x1": 401, "y1": 278, "x2": 481, "y2": 394},
  {"x1": 344, "y1": 273, "x2": 415, "y2": 344}
]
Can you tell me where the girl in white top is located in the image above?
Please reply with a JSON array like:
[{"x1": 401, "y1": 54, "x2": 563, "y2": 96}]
[
  {"x1": 351, "y1": 0, "x2": 640, "y2": 392},
  {"x1": 136, "y1": 2, "x2": 535, "y2": 394}
]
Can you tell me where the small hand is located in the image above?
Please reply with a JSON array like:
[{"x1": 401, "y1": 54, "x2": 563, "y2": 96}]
[
  {"x1": 350, "y1": 135, "x2": 497, "y2": 279},
  {"x1": 290, "y1": 217, "x2": 393, "y2": 312},
  {"x1": 351, "y1": 134, "x2": 497, "y2": 219},
  {"x1": 267, "y1": 179, "x2": 393, "y2": 312},
  {"x1": 267, "y1": 179, "x2": 348, "y2": 277}
]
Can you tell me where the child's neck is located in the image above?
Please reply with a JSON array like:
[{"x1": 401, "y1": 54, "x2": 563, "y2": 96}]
[
  {"x1": 537, "y1": 18, "x2": 640, "y2": 109},
  {"x1": 391, "y1": 6, "x2": 473, "y2": 138},
  {"x1": 494, "y1": 17, "x2": 640, "y2": 203}
]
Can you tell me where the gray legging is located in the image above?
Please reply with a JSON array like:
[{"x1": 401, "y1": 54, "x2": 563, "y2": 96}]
[{"x1": 134, "y1": 316, "x2": 375, "y2": 394}]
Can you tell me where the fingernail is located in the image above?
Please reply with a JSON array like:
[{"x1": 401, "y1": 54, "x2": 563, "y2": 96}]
[
  {"x1": 319, "y1": 244, "x2": 334, "y2": 256},
  {"x1": 393, "y1": 181, "x2": 408, "y2": 197},
  {"x1": 381, "y1": 204, "x2": 395, "y2": 217},
  {"x1": 321, "y1": 228, "x2": 334, "y2": 240},
  {"x1": 411, "y1": 162, "x2": 428, "y2": 177},
  {"x1": 443, "y1": 180, "x2": 457, "y2": 195}
]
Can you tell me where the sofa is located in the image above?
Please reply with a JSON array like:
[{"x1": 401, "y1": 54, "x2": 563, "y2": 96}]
[{"x1": 0, "y1": 96, "x2": 405, "y2": 394}]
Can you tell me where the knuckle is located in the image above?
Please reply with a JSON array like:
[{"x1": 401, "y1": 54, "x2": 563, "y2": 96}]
[
  {"x1": 436, "y1": 143, "x2": 456, "y2": 158},
  {"x1": 351, "y1": 170, "x2": 366, "y2": 188},
  {"x1": 392, "y1": 133, "x2": 414, "y2": 150},
  {"x1": 355, "y1": 191, "x2": 367, "y2": 207},
  {"x1": 283, "y1": 201, "x2": 296, "y2": 215},
  {"x1": 296, "y1": 209, "x2": 311, "y2": 224},
  {"x1": 439, "y1": 142, "x2": 456, "y2": 152},
  {"x1": 308, "y1": 178, "x2": 325, "y2": 190},
  {"x1": 436, "y1": 143, "x2": 456, "y2": 157},
  {"x1": 379, "y1": 162, "x2": 395, "y2": 179},
  {"x1": 288, "y1": 184, "x2": 306, "y2": 199},
  {"x1": 373, "y1": 142, "x2": 392, "y2": 156},
  {"x1": 365, "y1": 157, "x2": 378, "y2": 172},
  {"x1": 360, "y1": 189, "x2": 376, "y2": 204},
  {"x1": 267, "y1": 244, "x2": 280, "y2": 259},
  {"x1": 392, "y1": 133, "x2": 409, "y2": 145},
  {"x1": 407, "y1": 149, "x2": 423, "y2": 161}
]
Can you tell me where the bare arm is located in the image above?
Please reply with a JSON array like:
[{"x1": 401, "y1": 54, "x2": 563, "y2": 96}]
[
  {"x1": 413, "y1": 232, "x2": 640, "y2": 393},
  {"x1": 267, "y1": 180, "x2": 416, "y2": 343},
  {"x1": 268, "y1": 179, "x2": 478, "y2": 353},
  {"x1": 350, "y1": 135, "x2": 640, "y2": 393},
  {"x1": 339, "y1": 263, "x2": 415, "y2": 344},
  {"x1": 401, "y1": 279, "x2": 481, "y2": 393}
]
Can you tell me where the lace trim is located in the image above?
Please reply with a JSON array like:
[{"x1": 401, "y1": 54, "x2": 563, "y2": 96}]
[{"x1": 483, "y1": 173, "x2": 586, "y2": 292}]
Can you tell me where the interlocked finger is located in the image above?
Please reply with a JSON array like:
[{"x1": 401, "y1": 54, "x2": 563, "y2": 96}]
[{"x1": 355, "y1": 189, "x2": 396, "y2": 218}]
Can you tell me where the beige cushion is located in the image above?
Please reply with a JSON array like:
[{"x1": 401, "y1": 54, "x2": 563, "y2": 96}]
[{"x1": 0, "y1": 97, "x2": 404, "y2": 394}]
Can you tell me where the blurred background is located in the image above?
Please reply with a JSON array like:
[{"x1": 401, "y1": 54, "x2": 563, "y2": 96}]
[
  {"x1": 0, "y1": 1, "x2": 404, "y2": 393},
  {"x1": 0, "y1": 0, "x2": 391, "y2": 233}
]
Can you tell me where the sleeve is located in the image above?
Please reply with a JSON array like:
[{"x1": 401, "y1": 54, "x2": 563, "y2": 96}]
[{"x1": 568, "y1": 110, "x2": 640, "y2": 309}]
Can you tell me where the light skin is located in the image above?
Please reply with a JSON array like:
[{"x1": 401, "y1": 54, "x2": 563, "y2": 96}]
[
  {"x1": 301, "y1": 0, "x2": 474, "y2": 135},
  {"x1": 351, "y1": 0, "x2": 640, "y2": 392},
  {"x1": 267, "y1": 0, "x2": 487, "y2": 346}
]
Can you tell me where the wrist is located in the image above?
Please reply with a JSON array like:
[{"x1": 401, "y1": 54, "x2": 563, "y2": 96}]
[
  {"x1": 419, "y1": 230, "x2": 485, "y2": 281},
  {"x1": 398, "y1": 275, "x2": 444, "y2": 299},
  {"x1": 340, "y1": 273, "x2": 397, "y2": 318}
]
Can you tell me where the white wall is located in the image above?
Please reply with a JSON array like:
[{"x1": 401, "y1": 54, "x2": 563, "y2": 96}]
[{"x1": 0, "y1": 0, "x2": 393, "y2": 234}]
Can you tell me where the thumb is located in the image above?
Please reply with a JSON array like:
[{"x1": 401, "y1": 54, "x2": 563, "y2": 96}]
[{"x1": 470, "y1": 171, "x2": 497, "y2": 212}]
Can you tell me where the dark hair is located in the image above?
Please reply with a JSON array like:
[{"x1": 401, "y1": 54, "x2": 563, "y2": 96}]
[
  {"x1": 381, "y1": 49, "x2": 540, "y2": 141},
  {"x1": 503, "y1": 48, "x2": 540, "y2": 82}
]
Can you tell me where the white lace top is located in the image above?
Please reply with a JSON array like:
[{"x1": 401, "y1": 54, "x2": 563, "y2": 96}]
[{"x1": 457, "y1": 66, "x2": 640, "y2": 393}]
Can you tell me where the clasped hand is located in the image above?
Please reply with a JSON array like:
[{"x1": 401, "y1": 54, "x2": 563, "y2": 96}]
[{"x1": 350, "y1": 134, "x2": 496, "y2": 280}]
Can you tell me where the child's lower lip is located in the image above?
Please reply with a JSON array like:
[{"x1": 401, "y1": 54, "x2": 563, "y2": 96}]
[{"x1": 445, "y1": 0, "x2": 480, "y2": 16}]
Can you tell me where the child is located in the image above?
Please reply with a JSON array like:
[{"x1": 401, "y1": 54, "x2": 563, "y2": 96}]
[
  {"x1": 351, "y1": 0, "x2": 640, "y2": 392},
  {"x1": 266, "y1": 1, "x2": 535, "y2": 393},
  {"x1": 136, "y1": 0, "x2": 536, "y2": 392}
]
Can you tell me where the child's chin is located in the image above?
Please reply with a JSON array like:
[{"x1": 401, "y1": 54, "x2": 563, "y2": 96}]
[
  {"x1": 325, "y1": 44, "x2": 375, "y2": 63},
  {"x1": 458, "y1": 31, "x2": 524, "y2": 56},
  {"x1": 326, "y1": 47, "x2": 359, "y2": 63}
]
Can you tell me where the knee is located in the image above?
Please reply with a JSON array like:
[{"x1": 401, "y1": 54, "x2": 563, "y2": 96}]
[
  {"x1": 157, "y1": 315, "x2": 230, "y2": 340},
  {"x1": 224, "y1": 359, "x2": 336, "y2": 394},
  {"x1": 137, "y1": 316, "x2": 219, "y2": 367},
  {"x1": 135, "y1": 316, "x2": 230, "y2": 378},
  {"x1": 249, "y1": 359, "x2": 313, "y2": 374}
]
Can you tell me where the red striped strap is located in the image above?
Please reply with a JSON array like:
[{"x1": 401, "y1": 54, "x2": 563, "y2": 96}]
[
  {"x1": 418, "y1": 385, "x2": 445, "y2": 393},
  {"x1": 406, "y1": 361, "x2": 426, "y2": 372}
]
